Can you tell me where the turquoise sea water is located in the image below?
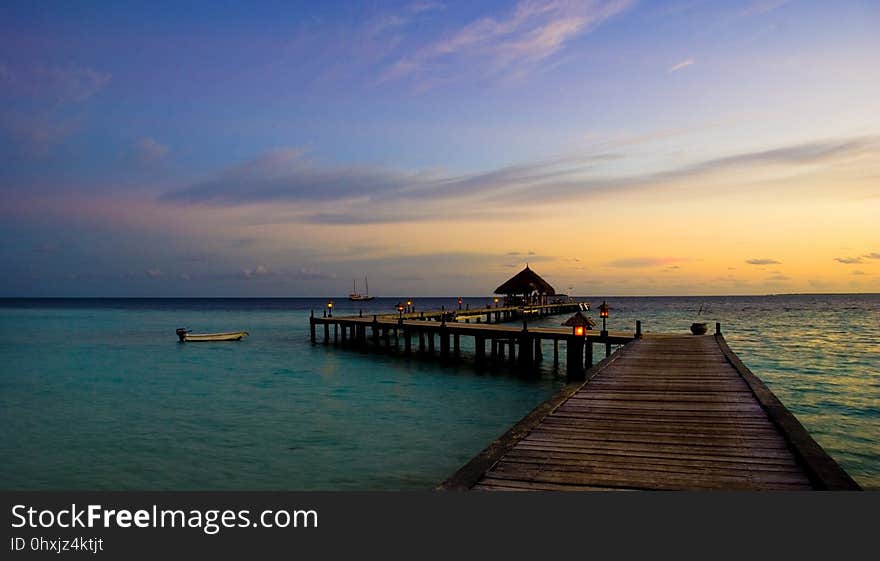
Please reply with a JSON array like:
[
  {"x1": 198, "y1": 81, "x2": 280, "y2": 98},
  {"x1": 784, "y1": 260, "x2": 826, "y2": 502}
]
[{"x1": 1, "y1": 295, "x2": 877, "y2": 490}]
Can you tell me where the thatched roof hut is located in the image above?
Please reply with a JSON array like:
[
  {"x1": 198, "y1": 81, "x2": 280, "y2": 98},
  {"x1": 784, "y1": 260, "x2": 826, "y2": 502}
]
[
  {"x1": 494, "y1": 265, "x2": 555, "y2": 297},
  {"x1": 562, "y1": 310, "x2": 596, "y2": 329}
]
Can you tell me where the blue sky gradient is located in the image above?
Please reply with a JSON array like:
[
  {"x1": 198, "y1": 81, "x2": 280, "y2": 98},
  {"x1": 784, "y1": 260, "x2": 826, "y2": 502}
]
[{"x1": 2, "y1": 1, "x2": 878, "y2": 296}]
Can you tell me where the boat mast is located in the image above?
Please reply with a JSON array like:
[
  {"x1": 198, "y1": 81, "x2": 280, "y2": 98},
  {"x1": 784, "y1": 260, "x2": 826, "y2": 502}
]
[{"x1": 365, "y1": 276, "x2": 369, "y2": 297}]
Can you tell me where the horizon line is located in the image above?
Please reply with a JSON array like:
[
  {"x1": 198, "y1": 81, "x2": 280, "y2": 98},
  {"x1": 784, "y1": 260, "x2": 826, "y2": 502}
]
[{"x1": 2, "y1": 292, "x2": 878, "y2": 299}]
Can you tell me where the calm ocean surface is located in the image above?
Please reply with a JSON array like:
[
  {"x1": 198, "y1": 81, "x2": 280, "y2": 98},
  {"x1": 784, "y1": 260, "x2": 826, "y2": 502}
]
[{"x1": 1, "y1": 295, "x2": 877, "y2": 490}]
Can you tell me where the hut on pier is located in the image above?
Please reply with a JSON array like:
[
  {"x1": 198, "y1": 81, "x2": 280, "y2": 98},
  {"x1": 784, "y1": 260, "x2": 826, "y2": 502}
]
[
  {"x1": 562, "y1": 310, "x2": 596, "y2": 335},
  {"x1": 494, "y1": 265, "x2": 556, "y2": 307}
]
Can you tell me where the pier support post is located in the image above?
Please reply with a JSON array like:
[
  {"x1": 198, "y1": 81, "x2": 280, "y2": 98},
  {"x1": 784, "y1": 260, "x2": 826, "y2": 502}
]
[
  {"x1": 323, "y1": 322, "x2": 330, "y2": 345},
  {"x1": 475, "y1": 336, "x2": 485, "y2": 362},
  {"x1": 586, "y1": 340, "x2": 593, "y2": 367},
  {"x1": 566, "y1": 337, "x2": 584, "y2": 380},
  {"x1": 553, "y1": 339, "x2": 559, "y2": 367},
  {"x1": 341, "y1": 323, "x2": 347, "y2": 345},
  {"x1": 383, "y1": 327, "x2": 391, "y2": 348},
  {"x1": 491, "y1": 339, "x2": 497, "y2": 358},
  {"x1": 404, "y1": 330, "x2": 412, "y2": 354},
  {"x1": 418, "y1": 331, "x2": 425, "y2": 353},
  {"x1": 453, "y1": 333, "x2": 460, "y2": 358},
  {"x1": 428, "y1": 331, "x2": 435, "y2": 355},
  {"x1": 636, "y1": 320, "x2": 642, "y2": 339},
  {"x1": 334, "y1": 323, "x2": 338, "y2": 344},
  {"x1": 605, "y1": 341, "x2": 611, "y2": 358},
  {"x1": 534, "y1": 338, "x2": 543, "y2": 361},
  {"x1": 310, "y1": 312, "x2": 316, "y2": 344},
  {"x1": 518, "y1": 335, "x2": 533, "y2": 367},
  {"x1": 440, "y1": 328, "x2": 449, "y2": 359},
  {"x1": 508, "y1": 339, "x2": 516, "y2": 364}
]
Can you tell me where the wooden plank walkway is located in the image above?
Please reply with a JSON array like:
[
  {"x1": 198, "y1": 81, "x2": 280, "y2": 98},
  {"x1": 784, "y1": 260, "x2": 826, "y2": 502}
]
[{"x1": 440, "y1": 334, "x2": 860, "y2": 491}]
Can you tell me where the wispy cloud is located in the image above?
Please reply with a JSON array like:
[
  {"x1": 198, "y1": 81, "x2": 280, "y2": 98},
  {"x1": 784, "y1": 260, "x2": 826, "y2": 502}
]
[
  {"x1": 0, "y1": 62, "x2": 111, "y2": 157},
  {"x1": 0, "y1": 63, "x2": 111, "y2": 103},
  {"x1": 365, "y1": 1, "x2": 446, "y2": 38},
  {"x1": 378, "y1": 0, "x2": 632, "y2": 86},
  {"x1": 835, "y1": 256, "x2": 864, "y2": 264},
  {"x1": 0, "y1": 111, "x2": 82, "y2": 157},
  {"x1": 668, "y1": 58, "x2": 694, "y2": 73},
  {"x1": 741, "y1": 0, "x2": 791, "y2": 17},
  {"x1": 135, "y1": 137, "x2": 169, "y2": 163},
  {"x1": 746, "y1": 258, "x2": 781, "y2": 265},
  {"x1": 241, "y1": 264, "x2": 272, "y2": 279},
  {"x1": 507, "y1": 251, "x2": 537, "y2": 256},
  {"x1": 160, "y1": 134, "x2": 879, "y2": 224},
  {"x1": 864, "y1": 252, "x2": 880, "y2": 260},
  {"x1": 607, "y1": 257, "x2": 687, "y2": 268}
]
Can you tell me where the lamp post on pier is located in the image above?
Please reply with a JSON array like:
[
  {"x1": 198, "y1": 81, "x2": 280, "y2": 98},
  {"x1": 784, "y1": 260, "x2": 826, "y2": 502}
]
[
  {"x1": 599, "y1": 301, "x2": 609, "y2": 336},
  {"x1": 327, "y1": 299, "x2": 334, "y2": 318}
]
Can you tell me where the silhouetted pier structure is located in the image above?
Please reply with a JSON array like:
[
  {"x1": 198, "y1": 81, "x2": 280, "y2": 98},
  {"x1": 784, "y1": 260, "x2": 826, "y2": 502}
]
[
  {"x1": 394, "y1": 301, "x2": 586, "y2": 324},
  {"x1": 309, "y1": 305, "x2": 627, "y2": 379}
]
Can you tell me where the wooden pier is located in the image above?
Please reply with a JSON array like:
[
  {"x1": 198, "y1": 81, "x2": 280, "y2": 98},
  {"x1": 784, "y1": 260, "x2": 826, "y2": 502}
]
[
  {"x1": 375, "y1": 302, "x2": 585, "y2": 323},
  {"x1": 310, "y1": 302, "x2": 629, "y2": 378},
  {"x1": 439, "y1": 332, "x2": 861, "y2": 491}
]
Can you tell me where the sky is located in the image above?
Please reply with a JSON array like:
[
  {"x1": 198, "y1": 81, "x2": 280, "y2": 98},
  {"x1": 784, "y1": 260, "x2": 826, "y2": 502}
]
[{"x1": 1, "y1": 0, "x2": 878, "y2": 297}]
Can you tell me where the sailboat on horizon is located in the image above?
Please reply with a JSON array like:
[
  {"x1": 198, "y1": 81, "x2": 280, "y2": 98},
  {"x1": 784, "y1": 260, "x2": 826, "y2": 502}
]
[{"x1": 348, "y1": 276, "x2": 375, "y2": 301}]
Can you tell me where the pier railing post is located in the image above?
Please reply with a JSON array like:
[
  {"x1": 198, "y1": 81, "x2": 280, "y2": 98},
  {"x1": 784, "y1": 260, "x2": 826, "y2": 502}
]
[
  {"x1": 636, "y1": 320, "x2": 642, "y2": 339},
  {"x1": 310, "y1": 311, "x2": 316, "y2": 344},
  {"x1": 716, "y1": 322, "x2": 722, "y2": 335},
  {"x1": 440, "y1": 325, "x2": 449, "y2": 359}
]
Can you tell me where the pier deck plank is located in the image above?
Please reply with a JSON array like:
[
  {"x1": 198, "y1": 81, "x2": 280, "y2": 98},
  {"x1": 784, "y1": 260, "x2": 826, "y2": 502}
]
[{"x1": 440, "y1": 334, "x2": 860, "y2": 491}]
